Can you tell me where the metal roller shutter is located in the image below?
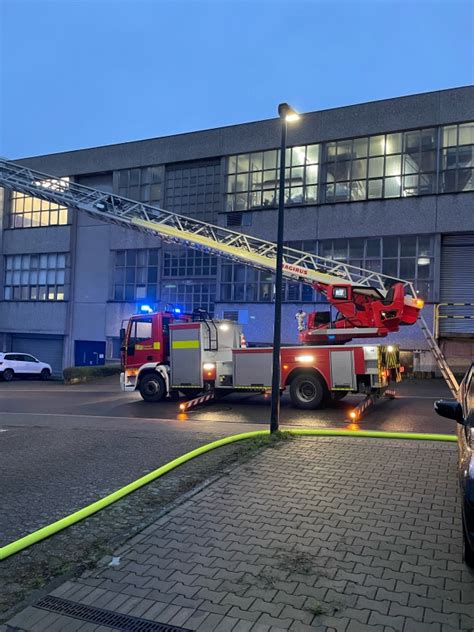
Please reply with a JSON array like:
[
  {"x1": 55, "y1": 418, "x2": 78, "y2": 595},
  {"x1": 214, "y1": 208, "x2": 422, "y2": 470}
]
[
  {"x1": 11, "y1": 335, "x2": 64, "y2": 376},
  {"x1": 440, "y1": 234, "x2": 474, "y2": 335}
]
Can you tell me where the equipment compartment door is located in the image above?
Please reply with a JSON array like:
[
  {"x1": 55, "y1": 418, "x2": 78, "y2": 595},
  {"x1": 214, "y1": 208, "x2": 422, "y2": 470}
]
[
  {"x1": 233, "y1": 350, "x2": 273, "y2": 388},
  {"x1": 170, "y1": 325, "x2": 203, "y2": 389},
  {"x1": 330, "y1": 350, "x2": 356, "y2": 390}
]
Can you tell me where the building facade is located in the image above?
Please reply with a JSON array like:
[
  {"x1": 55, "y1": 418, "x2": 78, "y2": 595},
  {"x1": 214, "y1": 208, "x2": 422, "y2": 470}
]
[{"x1": 1, "y1": 87, "x2": 473, "y2": 375}]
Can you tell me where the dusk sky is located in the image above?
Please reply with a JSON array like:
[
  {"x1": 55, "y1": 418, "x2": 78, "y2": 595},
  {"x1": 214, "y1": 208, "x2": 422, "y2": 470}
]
[{"x1": 1, "y1": 0, "x2": 473, "y2": 159}]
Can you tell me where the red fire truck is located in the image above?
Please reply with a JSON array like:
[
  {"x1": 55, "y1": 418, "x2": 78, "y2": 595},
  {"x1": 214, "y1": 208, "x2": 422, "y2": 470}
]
[{"x1": 120, "y1": 307, "x2": 402, "y2": 410}]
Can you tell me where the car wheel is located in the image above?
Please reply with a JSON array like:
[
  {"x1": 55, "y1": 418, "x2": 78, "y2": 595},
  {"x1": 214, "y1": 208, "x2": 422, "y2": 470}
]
[
  {"x1": 463, "y1": 515, "x2": 474, "y2": 568},
  {"x1": 139, "y1": 373, "x2": 166, "y2": 402},
  {"x1": 3, "y1": 368, "x2": 14, "y2": 382},
  {"x1": 289, "y1": 373, "x2": 327, "y2": 410},
  {"x1": 40, "y1": 369, "x2": 51, "y2": 381}
]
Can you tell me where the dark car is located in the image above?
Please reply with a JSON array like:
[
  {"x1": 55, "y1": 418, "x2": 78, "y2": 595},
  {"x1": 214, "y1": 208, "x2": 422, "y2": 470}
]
[{"x1": 435, "y1": 363, "x2": 474, "y2": 567}]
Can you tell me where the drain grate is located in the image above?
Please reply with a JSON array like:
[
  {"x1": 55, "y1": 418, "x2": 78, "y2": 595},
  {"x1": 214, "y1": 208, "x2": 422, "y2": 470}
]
[{"x1": 35, "y1": 595, "x2": 192, "y2": 631}]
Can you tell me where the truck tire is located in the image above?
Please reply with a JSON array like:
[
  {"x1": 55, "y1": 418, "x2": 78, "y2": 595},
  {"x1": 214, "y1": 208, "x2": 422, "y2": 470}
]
[
  {"x1": 290, "y1": 373, "x2": 326, "y2": 410},
  {"x1": 332, "y1": 390, "x2": 349, "y2": 401},
  {"x1": 139, "y1": 373, "x2": 166, "y2": 402}
]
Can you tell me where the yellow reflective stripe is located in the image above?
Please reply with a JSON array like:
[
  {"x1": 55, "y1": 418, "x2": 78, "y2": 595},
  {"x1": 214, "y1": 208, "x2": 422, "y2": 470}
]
[
  {"x1": 153, "y1": 342, "x2": 161, "y2": 349},
  {"x1": 172, "y1": 340, "x2": 200, "y2": 349}
]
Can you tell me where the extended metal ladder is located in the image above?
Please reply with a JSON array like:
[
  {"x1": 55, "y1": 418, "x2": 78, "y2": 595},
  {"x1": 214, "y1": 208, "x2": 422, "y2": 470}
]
[
  {"x1": 418, "y1": 315, "x2": 459, "y2": 395},
  {"x1": 0, "y1": 159, "x2": 459, "y2": 395}
]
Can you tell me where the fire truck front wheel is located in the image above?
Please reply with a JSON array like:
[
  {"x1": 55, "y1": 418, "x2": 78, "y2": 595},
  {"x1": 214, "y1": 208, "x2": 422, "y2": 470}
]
[
  {"x1": 139, "y1": 373, "x2": 166, "y2": 402},
  {"x1": 289, "y1": 373, "x2": 326, "y2": 410}
]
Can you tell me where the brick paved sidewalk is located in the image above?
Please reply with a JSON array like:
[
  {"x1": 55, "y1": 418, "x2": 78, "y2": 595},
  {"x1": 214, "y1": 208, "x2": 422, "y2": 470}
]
[{"x1": 4, "y1": 437, "x2": 474, "y2": 632}]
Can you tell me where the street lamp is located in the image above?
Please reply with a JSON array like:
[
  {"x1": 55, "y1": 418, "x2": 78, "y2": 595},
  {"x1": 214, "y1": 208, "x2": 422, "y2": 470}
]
[{"x1": 270, "y1": 103, "x2": 300, "y2": 433}]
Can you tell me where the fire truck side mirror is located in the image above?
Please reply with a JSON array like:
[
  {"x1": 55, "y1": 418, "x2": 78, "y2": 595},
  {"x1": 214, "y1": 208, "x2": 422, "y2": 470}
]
[{"x1": 120, "y1": 328, "x2": 126, "y2": 341}]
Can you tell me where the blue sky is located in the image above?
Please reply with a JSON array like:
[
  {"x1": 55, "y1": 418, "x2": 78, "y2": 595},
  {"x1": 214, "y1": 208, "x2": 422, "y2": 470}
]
[{"x1": 1, "y1": 0, "x2": 473, "y2": 158}]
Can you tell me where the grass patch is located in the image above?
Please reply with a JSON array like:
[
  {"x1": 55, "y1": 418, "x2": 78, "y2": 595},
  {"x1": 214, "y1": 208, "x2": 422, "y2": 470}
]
[
  {"x1": 63, "y1": 365, "x2": 121, "y2": 384},
  {"x1": 306, "y1": 601, "x2": 327, "y2": 617}
]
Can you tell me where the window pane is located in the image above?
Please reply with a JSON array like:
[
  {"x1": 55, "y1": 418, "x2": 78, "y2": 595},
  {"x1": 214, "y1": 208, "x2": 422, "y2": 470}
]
[
  {"x1": 386, "y1": 133, "x2": 402, "y2": 154},
  {"x1": 351, "y1": 159, "x2": 367, "y2": 179},
  {"x1": 349, "y1": 238, "x2": 364, "y2": 258},
  {"x1": 291, "y1": 147, "x2": 306, "y2": 166},
  {"x1": 383, "y1": 237, "x2": 398, "y2": 257},
  {"x1": 400, "y1": 236, "x2": 416, "y2": 256},
  {"x1": 305, "y1": 164, "x2": 318, "y2": 185},
  {"x1": 369, "y1": 157, "x2": 384, "y2": 178},
  {"x1": 443, "y1": 126, "x2": 457, "y2": 147},
  {"x1": 237, "y1": 155, "x2": 250, "y2": 172},
  {"x1": 263, "y1": 150, "x2": 278, "y2": 169},
  {"x1": 385, "y1": 155, "x2": 401, "y2": 176},
  {"x1": 404, "y1": 131, "x2": 420, "y2": 152},
  {"x1": 368, "y1": 179, "x2": 383, "y2": 199},
  {"x1": 418, "y1": 236, "x2": 432, "y2": 256},
  {"x1": 352, "y1": 137, "x2": 368, "y2": 158},
  {"x1": 366, "y1": 239, "x2": 380, "y2": 257},
  {"x1": 306, "y1": 145, "x2": 319, "y2": 163},
  {"x1": 400, "y1": 258, "x2": 416, "y2": 278},
  {"x1": 384, "y1": 176, "x2": 401, "y2": 198},
  {"x1": 227, "y1": 156, "x2": 237, "y2": 173},
  {"x1": 383, "y1": 259, "x2": 398, "y2": 277},
  {"x1": 350, "y1": 181, "x2": 366, "y2": 200},
  {"x1": 369, "y1": 136, "x2": 384, "y2": 156},
  {"x1": 459, "y1": 123, "x2": 474, "y2": 145}
]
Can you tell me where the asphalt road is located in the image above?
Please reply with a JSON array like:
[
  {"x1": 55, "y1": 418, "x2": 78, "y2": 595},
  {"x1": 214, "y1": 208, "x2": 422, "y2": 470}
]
[{"x1": 0, "y1": 375, "x2": 455, "y2": 546}]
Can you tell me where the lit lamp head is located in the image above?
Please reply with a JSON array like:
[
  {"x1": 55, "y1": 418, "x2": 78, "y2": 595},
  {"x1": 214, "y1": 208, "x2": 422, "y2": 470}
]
[{"x1": 278, "y1": 102, "x2": 300, "y2": 122}]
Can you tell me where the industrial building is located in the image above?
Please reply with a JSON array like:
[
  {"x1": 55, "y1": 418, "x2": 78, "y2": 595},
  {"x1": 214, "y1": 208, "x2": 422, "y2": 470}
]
[{"x1": 0, "y1": 86, "x2": 473, "y2": 375}]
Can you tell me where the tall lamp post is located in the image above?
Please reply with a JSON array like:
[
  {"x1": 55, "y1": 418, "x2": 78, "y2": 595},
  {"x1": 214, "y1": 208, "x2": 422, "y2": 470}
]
[{"x1": 270, "y1": 102, "x2": 300, "y2": 433}]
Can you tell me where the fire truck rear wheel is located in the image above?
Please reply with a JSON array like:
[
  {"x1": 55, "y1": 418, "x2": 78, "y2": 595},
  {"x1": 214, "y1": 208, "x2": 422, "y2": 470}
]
[
  {"x1": 290, "y1": 373, "x2": 326, "y2": 410},
  {"x1": 139, "y1": 373, "x2": 166, "y2": 402}
]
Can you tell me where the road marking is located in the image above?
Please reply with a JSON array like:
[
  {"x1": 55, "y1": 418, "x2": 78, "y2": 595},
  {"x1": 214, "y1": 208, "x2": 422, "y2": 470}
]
[{"x1": 0, "y1": 410, "x2": 265, "y2": 426}]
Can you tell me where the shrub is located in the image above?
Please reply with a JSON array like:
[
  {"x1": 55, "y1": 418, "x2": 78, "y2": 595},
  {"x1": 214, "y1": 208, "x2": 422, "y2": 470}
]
[{"x1": 63, "y1": 365, "x2": 122, "y2": 384}]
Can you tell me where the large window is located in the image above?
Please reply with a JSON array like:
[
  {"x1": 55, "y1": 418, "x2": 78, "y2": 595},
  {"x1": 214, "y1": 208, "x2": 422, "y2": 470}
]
[
  {"x1": 164, "y1": 160, "x2": 222, "y2": 222},
  {"x1": 321, "y1": 129, "x2": 437, "y2": 202},
  {"x1": 319, "y1": 235, "x2": 435, "y2": 299},
  {"x1": 9, "y1": 179, "x2": 70, "y2": 228},
  {"x1": 163, "y1": 247, "x2": 217, "y2": 278},
  {"x1": 441, "y1": 122, "x2": 474, "y2": 193},
  {"x1": 4, "y1": 253, "x2": 68, "y2": 300},
  {"x1": 226, "y1": 145, "x2": 319, "y2": 212},
  {"x1": 117, "y1": 167, "x2": 163, "y2": 204},
  {"x1": 161, "y1": 282, "x2": 216, "y2": 315},
  {"x1": 219, "y1": 235, "x2": 436, "y2": 303},
  {"x1": 221, "y1": 263, "x2": 273, "y2": 302},
  {"x1": 113, "y1": 249, "x2": 159, "y2": 301},
  {"x1": 224, "y1": 122, "x2": 474, "y2": 211}
]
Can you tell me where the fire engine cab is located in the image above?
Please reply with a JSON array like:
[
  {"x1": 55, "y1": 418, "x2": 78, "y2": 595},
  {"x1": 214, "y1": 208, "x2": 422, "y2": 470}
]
[{"x1": 120, "y1": 310, "x2": 401, "y2": 410}]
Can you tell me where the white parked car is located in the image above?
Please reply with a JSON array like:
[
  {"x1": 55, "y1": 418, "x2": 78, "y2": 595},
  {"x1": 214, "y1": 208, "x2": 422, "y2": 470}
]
[{"x1": 0, "y1": 352, "x2": 52, "y2": 381}]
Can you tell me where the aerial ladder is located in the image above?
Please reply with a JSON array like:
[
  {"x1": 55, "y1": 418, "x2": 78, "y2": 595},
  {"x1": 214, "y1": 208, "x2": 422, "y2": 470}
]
[{"x1": 0, "y1": 159, "x2": 459, "y2": 396}]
